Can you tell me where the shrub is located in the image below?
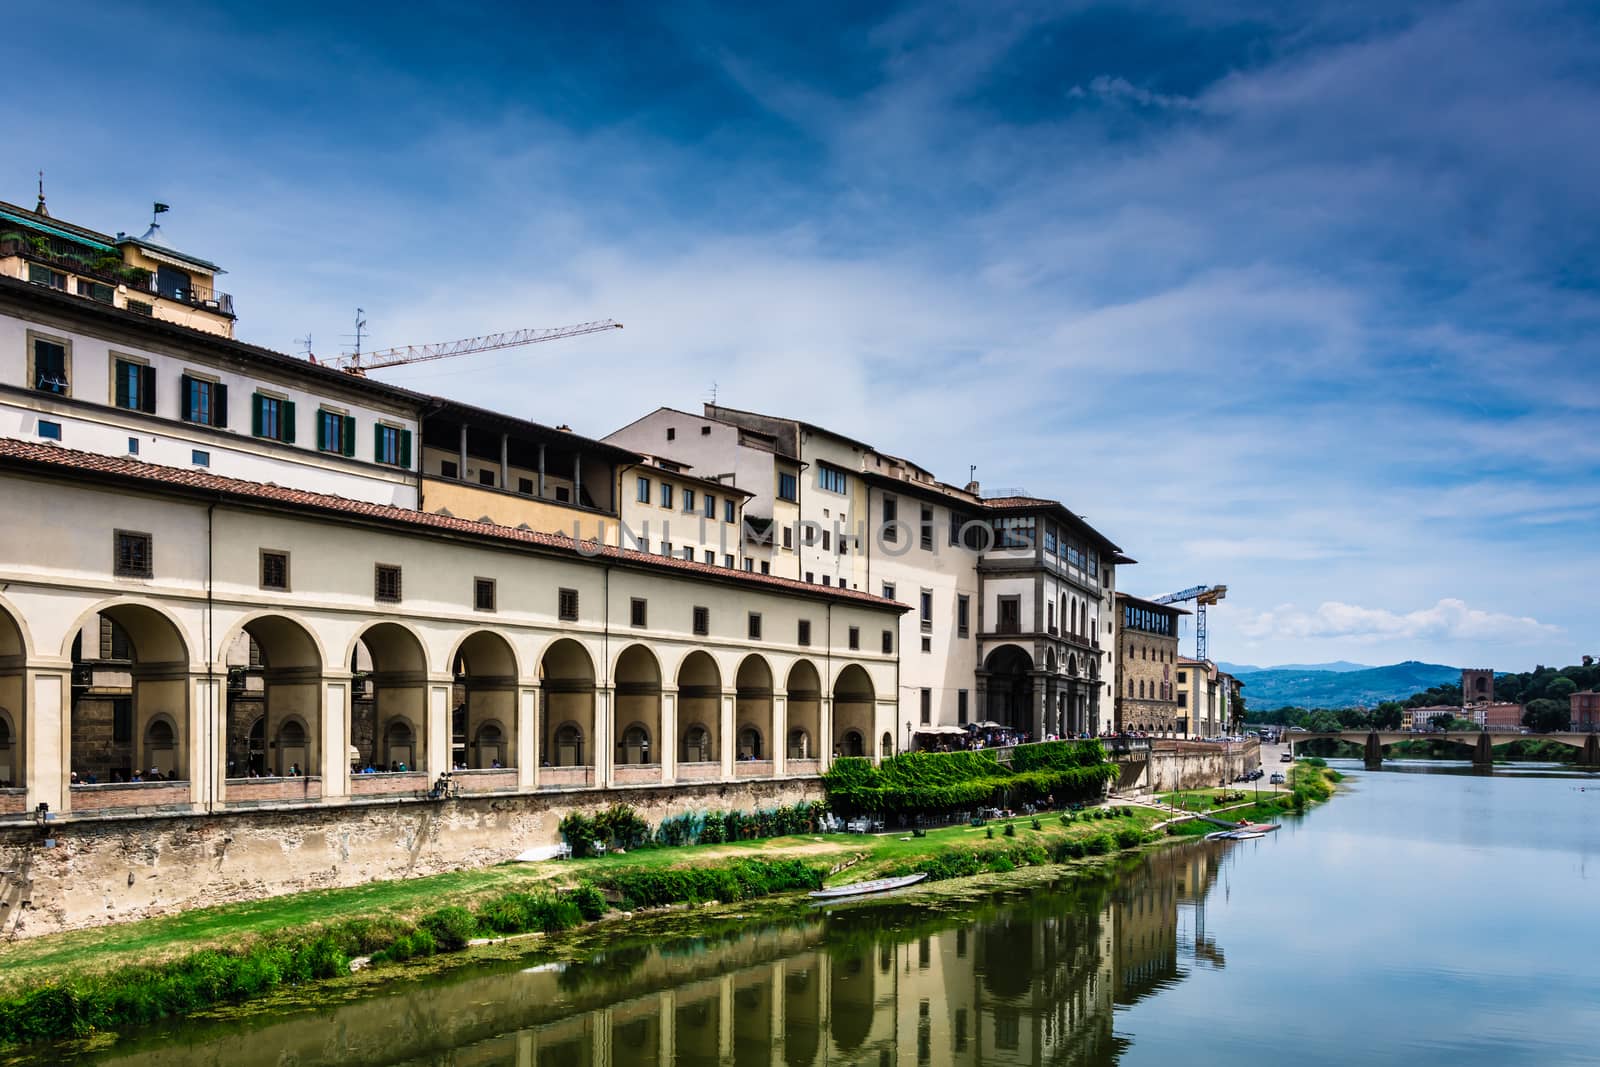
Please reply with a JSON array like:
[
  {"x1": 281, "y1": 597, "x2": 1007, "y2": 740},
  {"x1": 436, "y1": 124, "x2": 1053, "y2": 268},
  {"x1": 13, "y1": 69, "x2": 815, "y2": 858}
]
[
  {"x1": 1083, "y1": 835, "x2": 1113, "y2": 855},
  {"x1": 1030, "y1": 817, "x2": 1042, "y2": 830},
  {"x1": 567, "y1": 884, "x2": 608, "y2": 922},
  {"x1": 421, "y1": 907, "x2": 477, "y2": 952},
  {"x1": 594, "y1": 804, "x2": 651, "y2": 851},
  {"x1": 985, "y1": 826, "x2": 994, "y2": 839},
  {"x1": 559, "y1": 812, "x2": 601, "y2": 857},
  {"x1": 1003, "y1": 823, "x2": 1017, "y2": 837},
  {"x1": 1115, "y1": 828, "x2": 1143, "y2": 850}
]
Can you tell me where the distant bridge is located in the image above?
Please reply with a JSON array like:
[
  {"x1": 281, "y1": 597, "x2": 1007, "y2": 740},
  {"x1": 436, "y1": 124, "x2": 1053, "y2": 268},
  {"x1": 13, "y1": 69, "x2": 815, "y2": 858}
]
[{"x1": 1285, "y1": 731, "x2": 1600, "y2": 767}]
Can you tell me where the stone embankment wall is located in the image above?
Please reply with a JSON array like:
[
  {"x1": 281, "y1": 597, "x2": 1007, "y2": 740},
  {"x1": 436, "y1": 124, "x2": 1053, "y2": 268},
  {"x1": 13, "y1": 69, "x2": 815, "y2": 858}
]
[
  {"x1": 0, "y1": 778, "x2": 821, "y2": 939},
  {"x1": 1143, "y1": 740, "x2": 1260, "y2": 793}
]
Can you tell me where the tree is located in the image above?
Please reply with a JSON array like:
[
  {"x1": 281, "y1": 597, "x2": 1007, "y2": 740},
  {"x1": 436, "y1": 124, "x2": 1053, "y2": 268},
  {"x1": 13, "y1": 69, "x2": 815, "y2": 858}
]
[
  {"x1": 1523, "y1": 698, "x2": 1570, "y2": 733},
  {"x1": 1547, "y1": 676, "x2": 1579, "y2": 701},
  {"x1": 1429, "y1": 712, "x2": 1455, "y2": 731},
  {"x1": 1373, "y1": 702, "x2": 1404, "y2": 730}
]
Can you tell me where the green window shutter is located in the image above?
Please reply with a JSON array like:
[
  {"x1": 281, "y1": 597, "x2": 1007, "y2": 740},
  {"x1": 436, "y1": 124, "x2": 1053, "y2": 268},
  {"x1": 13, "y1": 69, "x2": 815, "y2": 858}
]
[
  {"x1": 315, "y1": 411, "x2": 327, "y2": 451},
  {"x1": 180, "y1": 375, "x2": 194, "y2": 421},
  {"x1": 140, "y1": 365, "x2": 157, "y2": 414},
  {"x1": 213, "y1": 382, "x2": 228, "y2": 428},
  {"x1": 282, "y1": 400, "x2": 296, "y2": 444},
  {"x1": 373, "y1": 423, "x2": 385, "y2": 463},
  {"x1": 399, "y1": 428, "x2": 412, "y2": 469},
  {"x1": 343, "y1": 415, "x2": 356, "y2": 458},
  {"x1": 114, "y1": 362, "x2": 130, "y2": 409},
  {"x1": 251, "y1": 393, "x2": 264, "y2": 437}
]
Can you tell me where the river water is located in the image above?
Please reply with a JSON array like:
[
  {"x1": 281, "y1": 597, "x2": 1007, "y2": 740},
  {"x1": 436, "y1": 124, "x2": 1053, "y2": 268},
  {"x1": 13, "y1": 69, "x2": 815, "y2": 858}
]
[{"x1": 48, "y1": 761, "x2": 1600, "y2": 1066}]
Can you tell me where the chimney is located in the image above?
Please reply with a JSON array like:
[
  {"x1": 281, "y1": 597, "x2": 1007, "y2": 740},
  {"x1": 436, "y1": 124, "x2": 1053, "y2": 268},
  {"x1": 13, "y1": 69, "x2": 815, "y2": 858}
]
[
  {"x1": 555, "y1": 424, "x2": 572, "y2": 432},
  {"x1": 964, "y1": 480, "x2": 980, "y2": 495}
]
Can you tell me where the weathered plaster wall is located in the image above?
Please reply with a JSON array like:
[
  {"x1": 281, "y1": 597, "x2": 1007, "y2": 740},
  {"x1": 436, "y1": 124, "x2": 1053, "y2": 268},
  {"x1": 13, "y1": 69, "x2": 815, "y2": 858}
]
[
  {"x1": 0, "y1": 777, "x2": 822, "y2": 938},
  {"x1": 1144, "y1": 740, "x2": 1259, "y2": 793}
]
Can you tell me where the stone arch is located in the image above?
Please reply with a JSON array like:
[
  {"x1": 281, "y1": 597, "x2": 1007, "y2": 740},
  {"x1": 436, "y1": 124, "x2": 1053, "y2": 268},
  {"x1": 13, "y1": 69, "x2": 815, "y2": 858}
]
[
  {"x1": 735, "y1": 654, "x2": 773, "y2": 764},
  {"x1": 274, "y1": 715, "x2": 310, "y2": 776},
  {"x1": 613, "y1": 644, "x2": 661, "y2": 767},
  {"x1": 539, "y1": 639, "x2": 595, "y2": 770},
  {"x1": 785, "y1": 659, "x2": 822, "y2": 763},
  {"x1": 351, "y1": 621, "x2": 429, "y2": 774},
  {"x1": 142, "y1": 713, "x2": 179, "y2": 777},
  {"x1": 0, "y1": 599, "x2": 24, "y2": 791},
  {"x1": 677, "y1": 650, "x2": 721, "y2": 765},
  {"x1": 383, "y1": 718, "x2": 416, "y2": 769},
  {"x1": 452, "y1": 630, "x2": 518, "y2": 771},
  {"x1": 983, "y1": 644, "x2": 1034, "y2": 734},
  {"x1": 224, "y1": 613, "x2": 322, "y2": 786},
  {"x1": 67, "y1": 601, "x2": 192, "y2": 788},
  {"x1": 832, "y1": 663, "x2": 875, "y2": 760}
]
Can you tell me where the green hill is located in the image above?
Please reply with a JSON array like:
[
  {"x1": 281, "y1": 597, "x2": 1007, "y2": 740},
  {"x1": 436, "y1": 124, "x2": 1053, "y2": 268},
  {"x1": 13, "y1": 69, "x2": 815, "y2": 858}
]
[{"x1": 1245, "y1": 661, "x2": 1459, "y2": 709}]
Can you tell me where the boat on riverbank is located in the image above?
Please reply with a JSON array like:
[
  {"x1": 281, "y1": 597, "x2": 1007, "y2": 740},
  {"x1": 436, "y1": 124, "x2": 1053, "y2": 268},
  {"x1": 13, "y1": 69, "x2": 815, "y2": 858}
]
[{"x1": 809, "y1": 873, "x2": 929, "y2": 900}]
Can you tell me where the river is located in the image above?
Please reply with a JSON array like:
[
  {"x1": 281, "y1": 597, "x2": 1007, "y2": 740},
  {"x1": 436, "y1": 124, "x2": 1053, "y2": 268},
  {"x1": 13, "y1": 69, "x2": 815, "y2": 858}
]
[{"x1": 41, "y1": 760, "x2": 1600, "y2": 1065}]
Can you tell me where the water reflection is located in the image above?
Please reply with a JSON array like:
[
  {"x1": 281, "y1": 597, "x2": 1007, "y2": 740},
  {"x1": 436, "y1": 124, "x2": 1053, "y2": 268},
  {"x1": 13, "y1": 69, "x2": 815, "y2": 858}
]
[{"x1": 66, "y1": 842, "x2": 1232, "y2": 1067}]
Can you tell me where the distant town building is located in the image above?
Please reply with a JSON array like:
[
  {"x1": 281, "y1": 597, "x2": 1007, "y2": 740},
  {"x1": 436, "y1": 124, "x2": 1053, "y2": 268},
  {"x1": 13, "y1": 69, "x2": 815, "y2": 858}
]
[
  {"x1": 1571, "y1": 691, "x2": 1600, "y2": 732},
  {"x1": 1114, "y1": 594, "x2": 1186, "y2": 736},
  {"x1": 1462, "y1": 668, "x2": 1494, "y2": 705},
  {"x1": 1402, "y1": 705, "x2": 1459, "y2": 730},
  {"x1": 1477, "y1": 703, "x2": 1526, "y2": 731}
]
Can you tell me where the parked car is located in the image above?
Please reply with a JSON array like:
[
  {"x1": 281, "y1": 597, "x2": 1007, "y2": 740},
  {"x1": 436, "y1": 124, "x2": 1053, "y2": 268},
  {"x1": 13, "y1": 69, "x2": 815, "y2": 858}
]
[
  {"x1": 1280, "y1": 752, "x2": 1293, "y2": 762},
  {"x1": 1270, "y1": 772, "x2": 1286, "y2": 784}
]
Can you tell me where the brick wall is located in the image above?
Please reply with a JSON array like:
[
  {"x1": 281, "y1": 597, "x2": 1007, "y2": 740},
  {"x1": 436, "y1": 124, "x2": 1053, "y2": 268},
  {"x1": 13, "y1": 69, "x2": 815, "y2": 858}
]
[
  {"x1": 69, "y1": 781, "x2": 191, "y2": 812},
  {"x1": 350, "y1": 772, "x2": 428, "y2": 797},
  {"x1": 0, "y1": 789, "x2": 22, "y2": 816},
  {"x1": 224, "y1": 777, "x2": 323, "y2": 805}
]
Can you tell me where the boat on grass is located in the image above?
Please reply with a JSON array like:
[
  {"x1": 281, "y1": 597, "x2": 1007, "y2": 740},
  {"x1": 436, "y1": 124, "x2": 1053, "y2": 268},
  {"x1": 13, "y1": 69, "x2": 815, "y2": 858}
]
[{"x1": 809, "y1": 873, "x2": 929, "y2": 900}]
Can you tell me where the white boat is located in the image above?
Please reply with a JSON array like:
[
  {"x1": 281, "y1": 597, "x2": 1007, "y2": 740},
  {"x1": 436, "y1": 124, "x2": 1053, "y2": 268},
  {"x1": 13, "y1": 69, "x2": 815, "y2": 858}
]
[
  {"x1": 1205, "y1": 829, "x2": 1268, "y2": 841},
  {"x1": 808, "y1": 873, "x2": 929, "y2": 900}
]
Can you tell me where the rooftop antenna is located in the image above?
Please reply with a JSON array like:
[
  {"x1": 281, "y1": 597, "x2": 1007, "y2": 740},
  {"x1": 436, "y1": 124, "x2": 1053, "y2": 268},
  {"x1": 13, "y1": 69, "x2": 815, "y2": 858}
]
[
  {"x1": 343, "y1": 308, "x2": 367, "y2": 356},
  {"x1": 296, "y1": 334, "x2": 315, "y2": 361},
  {"x1": 707, "y1": 381, "x2": 719, "y2": 406},
  {"x1": 34, "y1": 170, "x2": 47, "y2": 217}
]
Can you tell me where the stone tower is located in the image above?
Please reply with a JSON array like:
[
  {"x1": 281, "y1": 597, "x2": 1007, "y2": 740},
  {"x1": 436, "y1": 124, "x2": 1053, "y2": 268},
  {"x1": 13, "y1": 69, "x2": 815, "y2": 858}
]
[{"x1": 1462, "y1": 668, "x2": 1493, "y2": 706}]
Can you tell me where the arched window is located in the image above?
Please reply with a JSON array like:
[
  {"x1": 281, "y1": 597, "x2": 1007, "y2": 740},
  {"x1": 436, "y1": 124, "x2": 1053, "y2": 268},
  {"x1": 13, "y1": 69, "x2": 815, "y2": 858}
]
[
  {"x1": 246, "y1": 717, "x2": 266, "y2": 777},
  {"x1": 554, "y1": 723, "x2": 584, "y2": 767},
  {"x1": 144, "y1": 717, "x2": 178, "y2": 777},
  {"x1": 1127, "y1": 679, "x2": 1134, "y2": 697},
  {"x1": 475, "y1": 721, "x2": 506, "y2": 768},
  {"x1": 276, "y1": 718, "x2": 308, "y2": 776},
  {"x1": 1080, "y1": 602, "x2": 1087, "y2": 636},
  {"x1": 682, "y1": 724, "x2": 712, "y2": 764},
  {"x1": 788, "y1": 728, "x2": 811, "y2": 760},
  {"x1": 384, "y1": 719, "x2": 415, "y2": 770},
  {"x1": 618, "y1": 724, "x2": 650, "y2": 765},
  {"x1": 737, "y1": 725, "x2": 763, "y2": 761},
  {"x1": 841, "y1": 730, "x2": 864, "y2": 757},
  {"x1": 0, "y1": 711, "x2": 13, "y2": 788},
  {"x1": 880, "y1": 731, "x2": 894, "y2": 758}
]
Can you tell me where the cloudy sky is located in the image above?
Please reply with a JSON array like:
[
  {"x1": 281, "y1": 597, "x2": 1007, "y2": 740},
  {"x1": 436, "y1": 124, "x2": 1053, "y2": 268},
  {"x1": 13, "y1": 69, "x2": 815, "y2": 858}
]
[{"x1": 13, "y1": 1, "x2": 1598, "y2": 671}]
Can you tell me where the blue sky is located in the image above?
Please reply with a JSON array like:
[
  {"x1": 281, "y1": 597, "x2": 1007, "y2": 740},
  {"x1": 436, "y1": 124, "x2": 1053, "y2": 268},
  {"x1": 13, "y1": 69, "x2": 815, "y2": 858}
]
[{"x1": 12, "y1": 1, "x2": 1599, "y2": 671}]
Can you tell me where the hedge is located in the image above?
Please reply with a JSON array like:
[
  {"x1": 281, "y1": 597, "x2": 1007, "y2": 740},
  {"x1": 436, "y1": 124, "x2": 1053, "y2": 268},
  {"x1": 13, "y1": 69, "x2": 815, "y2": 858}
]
[{"x1": 823, "y1": 742, "x2": 1116, "y2": 816}]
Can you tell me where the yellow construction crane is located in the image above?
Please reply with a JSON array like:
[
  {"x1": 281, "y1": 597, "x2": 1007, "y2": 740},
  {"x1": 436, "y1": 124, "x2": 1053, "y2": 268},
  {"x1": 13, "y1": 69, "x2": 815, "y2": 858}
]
[
  {"x1": 330, "y1": 319, "x2": 623, "y2": 373},
  {"x1": 1154, "y1": 584, "x2": 1228, "y2": 660}
]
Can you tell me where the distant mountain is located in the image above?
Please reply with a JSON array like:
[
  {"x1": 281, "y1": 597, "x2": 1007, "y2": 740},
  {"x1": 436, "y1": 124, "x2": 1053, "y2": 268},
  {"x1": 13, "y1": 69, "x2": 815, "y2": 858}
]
[
  {"x1": 1217, "y1": 662, "x2": 1264, "y2": 674},
  {"x1": 1219, "y1": 660, "x2": 1372, "y2": 675},
  {"x1": 1240, "y1": 661, "x2": 1459, "y2": 710}
]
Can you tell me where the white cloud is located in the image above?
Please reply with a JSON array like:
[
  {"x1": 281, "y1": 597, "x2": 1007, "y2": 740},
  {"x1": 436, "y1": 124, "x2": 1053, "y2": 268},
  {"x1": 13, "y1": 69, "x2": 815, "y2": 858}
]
[
  {"x1": 1069, "y1": 75, "x2": 1198, "y2": 111},
  {"x1": 1237, "y1": 598, "x2": 1561, "y2": 645}
]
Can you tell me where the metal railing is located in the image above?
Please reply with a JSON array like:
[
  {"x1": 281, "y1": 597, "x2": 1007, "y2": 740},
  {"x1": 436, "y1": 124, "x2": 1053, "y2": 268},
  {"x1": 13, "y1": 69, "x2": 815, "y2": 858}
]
[{"x1": 2, "y1": 237, "x2": 234, "y2": 316}]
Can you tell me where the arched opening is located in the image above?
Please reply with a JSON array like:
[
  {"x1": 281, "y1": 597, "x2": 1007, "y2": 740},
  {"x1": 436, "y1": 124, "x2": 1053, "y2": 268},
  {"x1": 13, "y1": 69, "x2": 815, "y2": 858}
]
[
  {"x1": 225, "y1": 614, "x2": 321, "y2": 787},
  {"x1": 0, "y1": 603, "x2": 23, "y2": 791},
  {"x1": 677, "y1": 651, "x2": 721, "y2": 767},
  {"x1": 840, "y1": 729, "x2": 865, "y2": 757},
  {"x1": 735, "y1": 655, "x2": 773, "y2": 767},
  {"x1": 832, "y1": 664, "x2": 876, "y2": 760},
  {"x1": 70, "y1": 603, "x2": 189, "y2": 788},
  {"x1": 786, "y1": 660, "x2": 821, "y2": 765},
  {"x1": 539, "y1": 640, "x2": 595, "y2": 777},
  {"x1": 351, "y1": 622, "x2": 428, "y2": 774},
  {"x1": 619, "y1": 722, "x2": 651, "y2": 765},
  {"x1": 614, "y1": 645, "x2": 661, "y2": 768},
  {"x1": 983, "y1": 645, "x2": 1034, "y2": 736},
  {"x1": 452, "y1": 630, "x2": 518, "y2": 771},
  {"x1": 0, "y1": 709, "x2": 15, "y2": 789},
  {"x1": 880, "y1": 731, "x2": 893, "y2": 758}
]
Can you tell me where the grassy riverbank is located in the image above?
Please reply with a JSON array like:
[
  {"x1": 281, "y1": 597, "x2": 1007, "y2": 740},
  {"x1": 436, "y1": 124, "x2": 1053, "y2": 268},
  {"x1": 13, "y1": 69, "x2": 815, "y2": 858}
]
[
  {"x1": 0, "y1": 802, "x2": 1168, "y2": 1049},
  {"x1": 1156, "y1": 758, "x2": 1344, "y2": 836}
]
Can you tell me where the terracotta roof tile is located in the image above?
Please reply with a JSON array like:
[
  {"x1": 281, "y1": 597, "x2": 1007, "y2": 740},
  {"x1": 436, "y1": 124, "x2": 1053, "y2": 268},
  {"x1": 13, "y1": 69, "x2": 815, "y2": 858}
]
[{"x1": 0, "y1": 438, "x2": 904, "y2": 611}]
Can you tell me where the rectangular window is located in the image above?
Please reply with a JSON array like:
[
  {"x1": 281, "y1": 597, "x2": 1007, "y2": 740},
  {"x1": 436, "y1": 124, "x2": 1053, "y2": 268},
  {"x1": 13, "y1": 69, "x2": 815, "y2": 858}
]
[
  {"x1": 782, "y1": 526, "x2": 793, "y2": 550},
  {"x1": 920, "y1": 505, "x2": 933, "y2": 550},
  {"x1": 29, "y1": 263, "x2": 66, "y2": 290},
  {"x1": 636, "y1": 476, "x2": 651, "y2": 502},
  {"x1": 374, "y1": 564, "x2": 402, "y2": 603},
  {"x1": 518, "y1": 477, "x2": 534, "y2": 495},
  {"x1": 76, "y1": 278, "x2": 114, "y2": 304},
  {"x1": 660, "y1": 482, "x2": 673, "y2": 508},
  {"x1": 748, "y1": 613, "x2": 762, "y2": 640},
  {"x1": 848, "y1": 626, "x2": 860, "y2": 650},
  {"x1": 958, "y1": 689, "x2": 969, "y2": 724},
  {"x1": 474, "y1": 577, "x2": 496, "y2": 612},
  {"x1": 37, "y1": 419, "x2": 61, "y2": 440},
  {"x1": 723, "y1": 553, "x2": 735, "y2": 568},
  {"x1": 1178, "y1": 671, "x2": 1187, "y2": 683},
  {"x1": 478, "y1": 469, "x2": 496, "y2": 487},
  {"x1": 724, "y1": 499, "x2": 735, "y2": 523},
  {"x1": 114, "y1": 530, "x2": 152, "y2": 578},
  {"x1": 957, "y1": 595, "x2": 970, "y2": 638},
  {"x1": 920, "y1": 689, "x2": 932, "y2": 725},
  {"x1": 127, "y1": 298, "x2": 153, "y2": 317},
  {"x1": 693, "y1": 606, "x2": 709, "y2": 636},
  {"x1": 317, "y1": 410, "x2": 356, "y2": 456},
  {"x1": 666, "y1": 426, "x2": 676, "y2": 441},
  {"x1": 703, "y1": 494, "x2": 716, "y2": 519},
  {"x1": 112, "y1": 698, "x2": 133, "y2": 744},
  {"x1": 760, "y1": 560, "x2": 770, "y2": 574},
  {"x1": 921, "y1": 636, "x2": 932, "y2": 653},
  {"x1": 997, "y1": 596, "x2": 1021, "y2": 634},
  {"x1": 777, "y1": 471, "x2": 798, "y2": 502},
  {"x1": 949, "y1": 511, "x2": 965, "y2": 545},
  {"x1": 743, "y1": 558, "x2": 754, "y2": 571},
  {"x1": 191, "y1": 449, "x2": 209, "y2": 467},
  {"x1": 558, "y1": 587, "x2": 579, "y2": 621},
  {"x1": 920, "y1": 590, "x2": 933, "y2": 631},
  {"x1": 821, "y1": 530, "x2": 831, "y2": 551},
  {"x1": 113, "y1": 358, "x2": 157, "y2": 414},
  {"x1": 180, "y1": 374, "x2": 227, "y2": 427},
  {"x1": 32, "y1": 337, "x2": 68, "y2": 395},
  {"x1": 441, "y1": 460, "x2": 459, "y2": 479},
  {"x1": 806, "y1": 571, "x2": 814, "y2": 583},
  {"x1": 260, "y1": 550, "x2": 290, "y2": 591},
  {"x1": 798, "y1": 619, "x2": 811, "y2": 646},
  {"x1": 683, "y1": 546, "x2": 696, "y2": 561},
  {"x1": 630, "y1": 597, "x2": 647, "y2": 628},
  {"x1": 882, "y1": 630, "x2": 894, "y2": 654},
  {"x1": 883, "y1": 582, "x2": 896, "y2": 601},
  {"x1": 822, "y1": 575, "x2": 831, "y2": 586},
  {"x1": 683, "y1": 488, "x2": 695, "y2": 512},
  {"x1": 251, "y1": 393, "x2": 296, "y2": 443},
  {"x1": 817, "y1": 463, "x2": 847, "y2": 494},
  {"x1": 127, "y1": 436, "x2": 138, "y2": 454},
  {"x1": 374, "y1": 423, "x2": 411, "y2": 467},
  {"x1": 704, "y1": 549, "x2": 714, "y2": 564},
  {"x1": 882, "y1": 495, "x2": 898, "y2": 542}
]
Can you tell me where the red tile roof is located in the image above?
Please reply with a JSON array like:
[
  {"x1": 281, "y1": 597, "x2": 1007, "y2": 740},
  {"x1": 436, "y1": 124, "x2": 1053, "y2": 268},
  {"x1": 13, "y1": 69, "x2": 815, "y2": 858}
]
[{"x1": 0, "y1": 438, "x2": 905, "y2": 611}]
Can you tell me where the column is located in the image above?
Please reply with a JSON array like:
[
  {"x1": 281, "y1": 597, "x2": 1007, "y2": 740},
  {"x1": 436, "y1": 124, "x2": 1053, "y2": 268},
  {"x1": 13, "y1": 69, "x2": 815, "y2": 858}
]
[
  {"x1": 538, "y1": 443, "x2": 547, "y2": 498},
  {"x1": 457, "y1": 424, "x2": 468, "y2": 480},
  {"x1": 660, "y1": 687, "x2": 678, "y2": 784},
  {"x1": 573, "y1": 454, "x2": 583, "y2": 506},
  {"x1": 321, "y1": 676, "x2": 350, "y2": 800},
  {"x1": 26, "y1": 669, "x2": 65, "y2": 815},
  {"x1": 720, "y1": 689, "x2": 736, "y2": 779},
  {"x1": 518, "y1": 684, "x2": 538, "y2": 791},
  {"x1": 595, "y1": 685, "x2": 613, "y2": 788},
  {"x1": 772, "y1": 693, "x2": 787, "y2": 777},
  {"x1": 500, "y1": 432, "x2": 510, "y2": 491},
  {"x1": 193, "y1": 672, "x2": 222, "y2": 811},
  {"x1": 819, "y1": 695, "x2": 833, "y2": 771},
  {"x1": 428, "y1": 683, "x2": 450, "y2": 777},
  {"x1": 1032, "y1": 676, "x2": 1047, "y2": 743}
]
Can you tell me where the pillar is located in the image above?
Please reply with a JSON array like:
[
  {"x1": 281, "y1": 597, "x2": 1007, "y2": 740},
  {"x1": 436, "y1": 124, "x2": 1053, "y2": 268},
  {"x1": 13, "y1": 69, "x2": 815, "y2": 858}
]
[
  {"x1": 595, "y1": 685, "x2": 613, "y2": 788},
  {"x1": 772, "y1": 693, "x2": 787, "y2": 777},
  {"x1": 1474, "y1": 732, "x2": 1494, "y2": 769},
  {"x1": 720, "y1": 689, "x2": 736, "y2": 779},
  {"x1": 1032, "y1": 676, "x2": 1047, "y2": 742},
  {"x1": 322, "y1": 677, "x2": 350, "y2": 799},
  {"x1": 518, "y1": 684, "x2": 538, "y2": 791},
  {"x1": 1364, "y1": 731, "x2": 1383, "y2": 768},
  {"x1": 26, "y1": 669, "x2": 65, "y2": 815},
  {"x1": 819, "y1": 695, "x2": 833, "y2": 771},
  {"x1": 500, "y1": 432, "x2": 510, "y2": 491},
  {"x1": 538, "y1": 443, "x2": 546, "y2": 498},
  {"x1": 1584, "y1": 734, "x2": 1599, "y2": 768},
  {"x1": 428, "y1": 682, "x2": 450, "y2": 777},
  {"x1": 457, "y1": 423, "x2": 468, "y2": 480},
  {"x1": 661, "y1": 687, "x2": 678, "y2": 783},
  {"x1": 193, "y1": 671, "x2": 222, "y2": 811}
]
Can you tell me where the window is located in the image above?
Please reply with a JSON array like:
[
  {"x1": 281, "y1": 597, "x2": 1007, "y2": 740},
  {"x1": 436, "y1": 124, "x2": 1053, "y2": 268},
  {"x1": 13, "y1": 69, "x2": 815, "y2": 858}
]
[
  {"x1": 478, "y1": 469, "x2": 496, "y2": 487},
  {"x1": 558, "y1": 587, "x2": 579, "y2": 621},
  {"x1": 957, "y1": 595, "x2": 970, "y2": 638},
  {"x1": 636, "y1": 476, "x2": 651, "y2": 503},
  {"x1": 683, "y1": 546, "x2": 695, "y2": 561},
  {"x1": 760, "y1": 561, "x2": 770, "y2": 574},
  {"x1": 848, "y1": 626, "x2": 860, "y2": 650},
  {"x1": 700, "y1": 424, "x2": 711, "y2": 435},
  {"x1": 31, "y1": 336, "x2": 69, "y2": 395},
  {"x1": 882, "y1": 630, "x2": 893, "y2": 654},
  {"x1": 317, "y1": 410, "x2": 356, "y2": 456},
  {"x1": 191, "y1": 449, "x2": 210, "y2": 467},
  {"x1": 518, "y1": 476, "x2": 534, "y2": 495},
  {"x1": 805, "y1": 571, "x2": 814, "y2": 583},
  {"x1": 441, "y1": 460, "x2": 459, "y2": 479},
  {"x1": 77, "y1": 278, "x2": 114, "y2": 304},
  {"x1": 374, "y1": 564, "x2": 402, "y2": 603},
  {"x1": 692, "y1": 606, "x2": 709, "y2": 635},
  {"x1": 703, "y1": 549, "x2": 714, "y2": 564},
  {"x1": 743, "y1": 558, "x2": 754, "y2": 571},
  {"x1": 882, "y1": 495, "x2": 898, "y2": 541},
  {"x1": 724, "y1": 499, "x2": 735, "y2": 523},
  {"x1": 127, "y1": 298, "x2": 152, "y2": 317},
  {"x1": 251, "y1": 393, "x2": 295, "y2": 443},
  {"x1": 114, "y1": 530, "x2": 152, "y2": 578},
  {"x1": 683, "y1": 488, "x2": 695, "y2": 512},
  {"x1": 920, "y1": 590, "x2": 933, "y2": 631},
  {"x1": 1178, "y1": 670, "x2": 1187, "y2": 683},
  {"x1": 29, "y1": 263, "x2": 66, "y2": 290},
  {"x1": 748, "y1": 613, "x2": 762, "y2": 640},
  {"x1": 782, "y1": 526, "x2": 793, "y2": 550},
  {"x1": 1047, "y1": 600, "x2": 1056, "y2": 633},
  {"x1": 920, "y1": 689, "x2": 932, "y2": 725},
  {"x1": 703, "y1": 494, "x2": 716, "y2": 519},
  {"x1": 798, "y1": 619, "x2": 811, "y2": 646},
  {"x1": 883, "y1": 582, "x2": 896, "y2": 601},
  {"x1": 37, "y1": 420, "x2": 61, "y2": 440},
  {"x1": 127, "y1": 436, "x2": 139, "y2": 454},
  {"x1": 555, "y1": 486, "x2": 570, "y2": 502},
  {"x1": 723, "y1": 554, "x2": 735, "y2": 568},
  {"x1": 997, "y1": 596, "x2": 1021, "y2": 634},
  {"x1": 921, "y1": 636, "x2": 932, "y2": 653},
  {"x1": 113, "y1": 358, "x2": 156, "y2": 414},
  {"x1": 777, "y1": 471, "x2": 798, "y2": 502},
  {"x1": 958, "y1": 689, "x2": 969, "y2": 724},
  {"x1": 920, "y1": 505, "x2": 933, "y2": 550},
  {"x1": 817, "y1": 463, "x2": 847, "y2": 494},
  {"x1": 822, "y1": 575, "x2": 831, "y2": 586},
  {"x1": 374, "y1": 424, "x2": 412, "y2": 468},
  {"x1": 474, "y1": 577, "x2": 496, "y2": 612},
  {"x1": 666, "y1": 426, "x2": 676, "y2": 441},
  {"x1": 180, "y1": 374, "x2": 227, "y2": 427},
  {"x1": 821, "y1": 530, "x2": 831, "y2": 551},
  {"x1": 630, "y1": 598, "x2": 647, "y2": 628},
  {"x1": 660, "y1": 482, "x2": 673, "y2": 509},
  {"x1": 261, "y1": 550, "x2": 290, "y2": 591}
]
